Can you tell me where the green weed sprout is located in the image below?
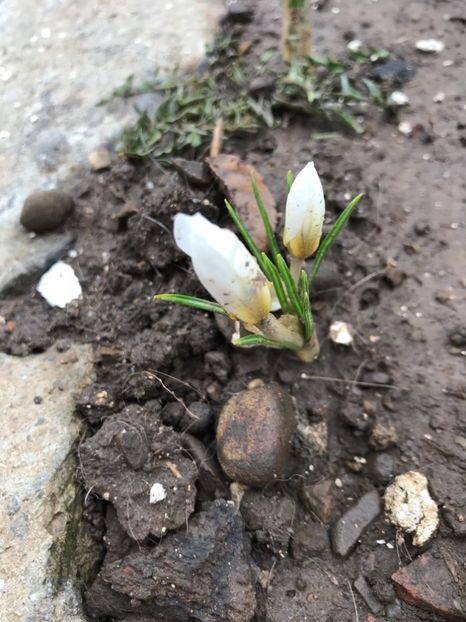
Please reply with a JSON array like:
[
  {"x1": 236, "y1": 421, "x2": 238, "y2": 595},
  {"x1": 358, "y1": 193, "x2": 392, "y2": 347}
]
[{"x1": 155, "y1": 162, "x2": 362, "y2": 362}]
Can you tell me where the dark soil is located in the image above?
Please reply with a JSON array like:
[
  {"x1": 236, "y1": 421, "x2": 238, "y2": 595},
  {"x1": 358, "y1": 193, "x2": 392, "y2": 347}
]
[{"x1": 1, "y1": 1, "x2": 465, "y2": 621}]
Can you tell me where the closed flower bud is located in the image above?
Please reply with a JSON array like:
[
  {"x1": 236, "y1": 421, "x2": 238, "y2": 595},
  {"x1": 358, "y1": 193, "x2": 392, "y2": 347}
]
[{"x1": 283, "y1": 161, "x2": 325, "y2": 259}]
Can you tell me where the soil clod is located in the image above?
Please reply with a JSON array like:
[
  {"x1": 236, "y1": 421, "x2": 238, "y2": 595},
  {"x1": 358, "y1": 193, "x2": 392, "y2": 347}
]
[
  {"x1": 91, "y1": 501, "x2": 257, "y2": 622},
  {"x1": 80, "y1": 403, "x2": 198, "y2": 540}
]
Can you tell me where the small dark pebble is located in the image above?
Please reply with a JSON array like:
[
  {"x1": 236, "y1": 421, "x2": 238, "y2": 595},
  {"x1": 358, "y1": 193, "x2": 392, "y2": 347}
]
[
  {"x1": 340, "y1": 403, "x2": 371, "y2": 431},
  {"x1": 383, "y1": 265, "x2": 406, "y2": 288},
  {"x1": 367, "y1": 452, "x2": 395, "y2": 484},
  {"x1": 172, "y1": 158, "x2": 210, "y2": 187},
  {"x1": 160, "y1": 401, "x2": 184, "y2": 428},
  {"x1": 182, "y1": 401, "x2": 213, "y2": 435},
  {"x1": 449, "y1": 325, "x2": 466, "y2": 347},
  {"x1": 20, "y1": 189, "x2": 74, "y2": 233},
  {"x1": 373, "y1": 58, "x2": 416, "y2": 86},
  {"x1": 291, "y1": 522, "x2": 329, "y2": 559},
  {"x1": 300, "y1": 479, "x2": 335, "y2": 524},
  {"x1": 182, "y1": 434, "x2": 228, "y2": 500},
  {"x1": 354, "y1": 575, "x2": 383, "y2": 614},
  {"x1": 414, "y1": 220, "x2": 431, "y2": 236},
  {"x1": 331, "y1": 490, "x2": 381, "y2": 557},
  {"x1": 362, "y1": 371, "x2": 393, "y2": 387},
  {"x1": 33, "y1": 396, "x2": 43, "y2": 405}
]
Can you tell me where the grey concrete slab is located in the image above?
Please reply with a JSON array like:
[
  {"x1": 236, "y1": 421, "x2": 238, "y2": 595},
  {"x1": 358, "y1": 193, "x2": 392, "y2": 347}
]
[{"x1": 0, "y1": 0, "x2": 223, "y2": 294}]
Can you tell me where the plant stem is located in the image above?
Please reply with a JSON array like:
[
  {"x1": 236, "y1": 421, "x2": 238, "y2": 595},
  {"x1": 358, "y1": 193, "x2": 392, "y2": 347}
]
[
  {"x1": 296, "y1": 330, "x2": 320, "y2": 362},
  {"x1": 282, "y1": 0, "x2": 312, "y2": 62},
  {"x1": 289, "y1": 255, "x2": 305, "y2": 285}
]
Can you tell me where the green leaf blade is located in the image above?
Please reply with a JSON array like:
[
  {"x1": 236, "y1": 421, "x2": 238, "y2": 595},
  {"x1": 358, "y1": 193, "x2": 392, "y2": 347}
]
[
  {"x1": 299, "y1": 269, "x2": 314, "y2": 342},
  {"x1": 250, "y1": 176, "x2": 281, "y2": 259},
  {"x1": 261, "y1": 253, "x2": 290, "y2": 313},
  {"x1": 276, "y1": 254, "x2": 304, "y2": 318},
  {"x1": 310, "y1": 193, "x2": 363, "y2": 283},
  {"x1": 154, "y1": 293, "x2": 227, "y2": 315},
  {"x1": 233, "y1": 333, "x2": 299, "y2": 351}
]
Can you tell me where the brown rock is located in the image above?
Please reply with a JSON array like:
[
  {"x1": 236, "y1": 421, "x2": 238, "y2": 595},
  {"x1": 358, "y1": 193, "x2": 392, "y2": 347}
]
[
  {"x1": 300, "y1": 479, "x2": 335, "y2": 524},
  {"x1": 216, "y1": 384, "x2": 296, "y2": 487},
  {"x1": 392, "y1": 553, "x2": 466, "y2": 621},
  {"x1": 206, "y1": 154, "x2": 277, "y2": 251},
  {"x1": 20, "y1": 189, "x2": 74, "y2": 233}
]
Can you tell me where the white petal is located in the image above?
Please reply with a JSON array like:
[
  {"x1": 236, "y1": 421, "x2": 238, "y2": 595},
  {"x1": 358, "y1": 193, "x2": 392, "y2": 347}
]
[
  {"x1": 174, "y1": 213, "x2": 271, "y2": 324},
  {"x1": 284, "y1": 161, "x2": 325, "y2": 258},
  {"x1": 37, "y1": 261, "x2": 82, "y2": 308}
]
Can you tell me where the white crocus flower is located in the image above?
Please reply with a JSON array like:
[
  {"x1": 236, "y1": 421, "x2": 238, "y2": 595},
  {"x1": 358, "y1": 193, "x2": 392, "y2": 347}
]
[
  {"x1": 283, "y1": 161, "x2": 325, "y2": 259},
  {"x1": 174, "y1": 213, "x2": 272, "y2": 325}
]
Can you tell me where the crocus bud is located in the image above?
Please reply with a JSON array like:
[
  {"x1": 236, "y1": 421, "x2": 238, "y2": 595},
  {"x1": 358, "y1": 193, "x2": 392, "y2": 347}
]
[
  {"x1": 174, "y1": 213, "x2": 272, "y2": 325},
  {"x1": 283, "y1": 161, "x2": 325, "y2": 259}
]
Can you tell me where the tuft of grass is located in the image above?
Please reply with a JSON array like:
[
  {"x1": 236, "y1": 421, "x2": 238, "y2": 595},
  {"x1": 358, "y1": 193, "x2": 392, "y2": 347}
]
[{"x1": 108, "y1": 34, "x2": 391, "y2": 159}]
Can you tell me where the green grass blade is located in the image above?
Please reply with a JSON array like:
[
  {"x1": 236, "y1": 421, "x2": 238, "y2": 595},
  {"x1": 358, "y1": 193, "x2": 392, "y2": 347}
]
[
  {"x1": 261, "y1": 253, "x2": 290, "y2": 312},
  {"x1": 224, "y1": 199, "x2": 269, "y2": 276},
  {"x1": 251, "y1": 176, "x2": 281, "y2": 259},
  {"x1": 287, "y1": 170, "x2": 294, "y2": 194},
  {"x1": 154, "y1": 293, "x2": 227, "y2": 315},
  {"x1": 310, "y1": 193, "x2": 363, "y2": 283},
  {"x1": 276, "y1": 254, "x2": 304, "y2": 317},
  {"x1": 299, "y1": 269, "x2": 314, "y2": 342}
]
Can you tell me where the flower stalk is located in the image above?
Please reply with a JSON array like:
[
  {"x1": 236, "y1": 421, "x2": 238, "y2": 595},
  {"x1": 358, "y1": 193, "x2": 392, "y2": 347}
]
[{"x1": 155, "y1": 162, "x2": 362, "y2": 362}]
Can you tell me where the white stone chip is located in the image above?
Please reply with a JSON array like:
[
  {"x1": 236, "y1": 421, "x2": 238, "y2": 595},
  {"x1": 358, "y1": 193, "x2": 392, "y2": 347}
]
[
  {"x1": 388, "y1": 91, "x2": 409, "y2": 106},
  {"x1": 37, "y1": 261, "x2": 82, "y2": 308},
  {"x1": 329, "y1": 320, "x2": 354, "y2": 346},
  {"x1": 398, "y1": 121, "x2": 413, "y2": 136},
  {"x1": 415, "y1": 39, "x2": 445, "y2": 53},
  {"x1": 149, "y1": 482, "x2": 167, "y2": 504},
  {"x1": 384, "y1": 471, "x2": 439, "y2": 546}
]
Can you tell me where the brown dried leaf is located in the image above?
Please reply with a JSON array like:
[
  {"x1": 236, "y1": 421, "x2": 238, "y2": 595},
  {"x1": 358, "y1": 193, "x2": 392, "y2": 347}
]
[{"x1": 206, "y1": 154, "x2": 277, "y2": 251}]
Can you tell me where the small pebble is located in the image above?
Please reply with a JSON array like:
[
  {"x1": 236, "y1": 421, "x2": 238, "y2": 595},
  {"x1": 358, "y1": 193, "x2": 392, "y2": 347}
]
[
  {"x1": 88, "y1": 148, "x2": 112, "y2": 171},
  {"x1": 20, "y1": 190, "x2": 74, "y2": 233},
  {"x1": 388, "y1": 91, "x2": 409, "y2": 107},
  {"x1": 300, "y1": 479, "x2": 335, "y2": 523},
  {"x1": 331, "y1": 490, "x2": 381, "y2": 556},
  {"x1": 415, "y1": 39, "x2": 445, "y2": 53},
  {"x1": 398, "y1": 121, "x2": 413, "y2": 136},
  {"x1": 367, "y1": 452, "x2": 395, "y2": 484},
  {"x1": 329, "y1": 320, "x2": 353, "y2": 346},
  {"x1": 370, "y1": 420, "x2": 398, "y2": 450}
]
